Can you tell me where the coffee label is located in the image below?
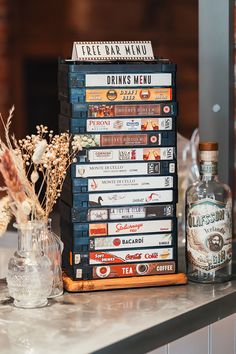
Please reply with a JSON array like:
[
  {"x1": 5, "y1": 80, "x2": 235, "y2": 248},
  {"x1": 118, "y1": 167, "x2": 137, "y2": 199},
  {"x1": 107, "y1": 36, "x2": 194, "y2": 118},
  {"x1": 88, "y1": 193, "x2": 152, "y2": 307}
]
[
  {"x1": 92, "y1": 261, "x2": 176, "y2": 279},
  {"x1": 186, "y1": 199, "x2": 232, "y2": 273}
]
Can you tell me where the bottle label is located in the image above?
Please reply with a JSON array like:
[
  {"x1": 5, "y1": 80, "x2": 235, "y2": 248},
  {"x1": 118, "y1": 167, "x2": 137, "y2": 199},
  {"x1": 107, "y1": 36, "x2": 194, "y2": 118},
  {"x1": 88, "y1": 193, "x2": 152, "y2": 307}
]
[
  {"x1": 200, "y1": 161, "x2": 217, "y2": 176},
  {"x1": 186, "y1": 198, "x2": 232, "y2": 273}
]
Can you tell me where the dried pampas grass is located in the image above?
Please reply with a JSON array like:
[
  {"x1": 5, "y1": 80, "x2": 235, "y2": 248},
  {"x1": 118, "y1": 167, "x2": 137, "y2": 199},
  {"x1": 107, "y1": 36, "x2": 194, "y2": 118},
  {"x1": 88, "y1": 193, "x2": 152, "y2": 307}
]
[
  {"x1": 0, "y1": 196, "x2": 12, "y2": 236},
  {"x1": 0, "y1": 107, "x2": 81, "y2": 231}
]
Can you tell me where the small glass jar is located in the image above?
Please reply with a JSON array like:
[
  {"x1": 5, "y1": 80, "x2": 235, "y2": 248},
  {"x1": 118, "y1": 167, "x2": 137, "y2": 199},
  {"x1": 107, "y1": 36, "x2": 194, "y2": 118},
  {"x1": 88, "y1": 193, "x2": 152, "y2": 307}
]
[{"x1": 6, "y1": 221, "x2": 53, "y2": 308}]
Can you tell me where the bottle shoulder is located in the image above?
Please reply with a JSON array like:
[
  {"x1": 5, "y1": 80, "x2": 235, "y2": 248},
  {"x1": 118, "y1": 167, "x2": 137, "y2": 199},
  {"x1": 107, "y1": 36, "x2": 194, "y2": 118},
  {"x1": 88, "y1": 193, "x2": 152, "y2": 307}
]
[
  {"x1": 186, "y1": 178, "x2": 232, "y2": 204},
  {"x1": 187, "y1": 179, "x2": 231, "y2": 192}
]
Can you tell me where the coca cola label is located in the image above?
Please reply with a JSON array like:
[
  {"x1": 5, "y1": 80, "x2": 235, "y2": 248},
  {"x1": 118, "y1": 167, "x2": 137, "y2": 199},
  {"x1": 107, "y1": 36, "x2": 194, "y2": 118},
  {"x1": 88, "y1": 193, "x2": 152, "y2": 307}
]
[{"x1": 89, "y1": 248, "x2": 173, "y2": 264}]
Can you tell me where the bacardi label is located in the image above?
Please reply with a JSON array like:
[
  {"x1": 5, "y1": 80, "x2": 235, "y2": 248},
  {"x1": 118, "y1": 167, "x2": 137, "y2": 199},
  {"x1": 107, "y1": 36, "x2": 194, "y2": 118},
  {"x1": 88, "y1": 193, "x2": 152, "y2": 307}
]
[
  {"x1": 91, "y1": 233, "x2": 172, "y2": 250},
  {"x1": 186, "y1": 199, "x2": 232, "y2": 273}
]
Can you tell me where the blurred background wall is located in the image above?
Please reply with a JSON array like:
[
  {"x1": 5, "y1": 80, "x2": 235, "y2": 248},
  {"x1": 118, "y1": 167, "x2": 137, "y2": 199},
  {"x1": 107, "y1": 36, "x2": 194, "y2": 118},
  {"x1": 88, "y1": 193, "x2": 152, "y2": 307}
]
[{"x1": 0, "y1": 0, "x2": 198, "y2": 139}]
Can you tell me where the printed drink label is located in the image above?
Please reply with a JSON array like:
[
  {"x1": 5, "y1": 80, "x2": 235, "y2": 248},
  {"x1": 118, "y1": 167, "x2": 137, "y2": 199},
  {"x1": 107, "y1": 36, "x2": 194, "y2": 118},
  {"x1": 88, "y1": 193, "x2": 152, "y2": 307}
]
[
  {"x1": 88, "y1": 204, "x2": 174, "y2": 221},
  {"x1": 86, "y1": 117, "x2": 173, "y2": 132},
  {"x1": 186, "y1": 199, "x2": 232, "y2": 273},
  {"x1": 87, "y1": 147, "x2": 174, "y2": 162},
  {"x1": 91, "y1": 233, "x2": 172, "y2": 250},
  {"x1": 88, "y1": 189, "x2": 173, "y2": 207},
  {"x1": 92, "y1": 261, "x2": 176, "y2": 278},
  {"x1": 85, "y1": 88, "x2": 172, "y2": 103},
  {"x1": 89, "y1": 247, "x2": 173, "y2": 264},
  {"x1": 87, "y1": 103, "x2": 173, "y2": 117},
  {"x1": 87, "y1": 176, "x2": 173, "y2": 192},
  {"x1": 85, "y1": 73, "x2": 172, "y2": 87},
  {"x1": 89, "y1": 219, "x2": 173, "y2": 237},
  {"x1": 75, "y1": 162, "x2": 175, "y2": 178}
]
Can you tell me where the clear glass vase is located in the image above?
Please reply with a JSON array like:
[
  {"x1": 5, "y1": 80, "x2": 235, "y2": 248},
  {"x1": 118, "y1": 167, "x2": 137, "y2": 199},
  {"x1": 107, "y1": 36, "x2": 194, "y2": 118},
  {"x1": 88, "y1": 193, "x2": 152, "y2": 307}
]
[
  {"x1": 6, "y1": 221, "x2": 53, "y2": 308},
  {"x1": 40, "y1": 220, "x2": 64, "y2": 298}
]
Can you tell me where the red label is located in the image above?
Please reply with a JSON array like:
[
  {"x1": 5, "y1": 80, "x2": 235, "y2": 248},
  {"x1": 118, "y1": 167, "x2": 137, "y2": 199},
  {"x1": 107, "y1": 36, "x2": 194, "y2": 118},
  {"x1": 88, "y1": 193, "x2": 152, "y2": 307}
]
[
  {"x1": 115, "y1": 222, "x2": 144, "y2": 233},
  {"x1": 89, "y1": 248, "x2": 172, "y2": 264},
  {"x1": 100, "y1": 134, "x2": 148, "y2": 146},
  {"x1": 90, "y1": 252, "x2": 124, "y2": 264},
  {"x1": 163, "y1": 105, "x2": 170, "y2": 113},
  {"x1": 113, "y1": 238, "x2": 121, "y2": 246},
  {"x1": 88, "y1": 104, "x2": 163, "y2": 117},
  {"x1": 93, "y1": 261, "x2": 176, "y2": 278},
  {"x1": 89, "y1": 224, "x2": 107, "y2": 236}
]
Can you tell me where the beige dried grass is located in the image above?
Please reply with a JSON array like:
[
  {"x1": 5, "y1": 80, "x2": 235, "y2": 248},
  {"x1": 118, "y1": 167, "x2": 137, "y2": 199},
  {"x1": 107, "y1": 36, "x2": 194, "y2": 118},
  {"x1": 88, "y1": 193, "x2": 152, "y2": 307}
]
[
  {"x1": 0, "y1": 107, "x2": 81, "y2": 230},
  {"x1": 0, "y1": 148, "x2": 28, "y2": 224},
  {"x1": 0, "y1": 196, "x2": 12, "y2": 236}
]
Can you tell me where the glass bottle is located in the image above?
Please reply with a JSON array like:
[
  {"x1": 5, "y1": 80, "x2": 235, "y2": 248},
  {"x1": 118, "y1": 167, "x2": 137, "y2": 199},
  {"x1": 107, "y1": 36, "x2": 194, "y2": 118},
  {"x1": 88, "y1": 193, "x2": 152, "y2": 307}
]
[
  {"x1": 40, "y1": 219, "x2": 64, "y2": 298},
  {"x1": 6, "y1": 221, "x2": 53, "y2": 308},
  {"x1": 186, "y1": 142, "x2": 232, "y2": 283}
]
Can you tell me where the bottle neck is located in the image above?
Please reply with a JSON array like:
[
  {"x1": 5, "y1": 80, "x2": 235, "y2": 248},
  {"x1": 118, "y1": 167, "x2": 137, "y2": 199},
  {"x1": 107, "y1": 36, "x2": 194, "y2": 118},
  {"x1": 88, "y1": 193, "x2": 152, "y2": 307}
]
[
  {"x1": 200, "y1": 161, "x2": 218, "y2": 181},
  {"x1": 18, "y1": 228, "x2": 33, "y2": 252},
  {"x1": 199, "y1": 150, "x2": 218, "y2": 181},
  {"x1": 15, "y1": 221, "x2": 46, "y2": 253}
]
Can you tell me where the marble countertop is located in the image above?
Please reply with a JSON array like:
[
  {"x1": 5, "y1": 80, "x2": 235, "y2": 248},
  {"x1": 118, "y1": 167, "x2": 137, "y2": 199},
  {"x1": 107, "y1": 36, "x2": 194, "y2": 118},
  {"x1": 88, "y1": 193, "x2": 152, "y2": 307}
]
[
  {"x1": 0, "y1": 232, "x2": 236, "y2": 354},
  {"x1": 0, "y1": 277, "x2": 236, "y2": 354}
]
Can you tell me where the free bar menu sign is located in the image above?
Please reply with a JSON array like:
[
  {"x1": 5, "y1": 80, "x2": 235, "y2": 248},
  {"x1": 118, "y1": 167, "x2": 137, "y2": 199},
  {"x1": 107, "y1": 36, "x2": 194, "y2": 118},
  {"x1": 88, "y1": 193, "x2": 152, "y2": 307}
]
[{"x1": 71, "y1": 41, "x2": 154, "y2": 61}]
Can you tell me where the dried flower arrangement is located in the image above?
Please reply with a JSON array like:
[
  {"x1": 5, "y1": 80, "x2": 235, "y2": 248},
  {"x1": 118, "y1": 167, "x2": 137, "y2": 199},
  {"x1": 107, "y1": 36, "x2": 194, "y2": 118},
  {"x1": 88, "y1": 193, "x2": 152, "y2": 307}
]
[{"x1": 0, "y1": 107, "x2": 81, "y2": 235}]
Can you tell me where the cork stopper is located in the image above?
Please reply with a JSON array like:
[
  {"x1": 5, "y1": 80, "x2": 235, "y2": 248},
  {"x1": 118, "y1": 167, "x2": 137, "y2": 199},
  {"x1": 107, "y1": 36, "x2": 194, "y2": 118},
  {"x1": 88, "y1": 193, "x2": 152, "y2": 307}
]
[{"x1": 199, "y1": 142, "x2": 218, "y2": 151}]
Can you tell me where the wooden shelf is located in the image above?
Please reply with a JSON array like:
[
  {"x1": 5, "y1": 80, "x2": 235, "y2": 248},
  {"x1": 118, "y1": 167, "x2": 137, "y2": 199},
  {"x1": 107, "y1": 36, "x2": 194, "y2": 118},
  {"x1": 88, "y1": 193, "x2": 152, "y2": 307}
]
[{"x1": 63, "y1": 272, "x2": 188, "y2": 292}]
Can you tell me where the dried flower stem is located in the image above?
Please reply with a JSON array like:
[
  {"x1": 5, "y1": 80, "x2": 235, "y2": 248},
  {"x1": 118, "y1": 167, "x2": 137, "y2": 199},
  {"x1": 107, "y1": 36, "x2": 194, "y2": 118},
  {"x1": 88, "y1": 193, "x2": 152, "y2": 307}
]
[
  {"x1": 0, "y1": 108, "x2": 81, "y2": 229},
  {"x1": 0, "y1": 149, "x2": 28, "y2": 224},
  {"x1": 0, "y1": 196, "x2": 12, "y2": 236}
]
